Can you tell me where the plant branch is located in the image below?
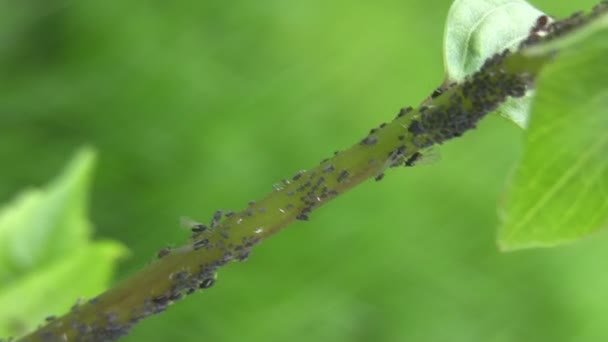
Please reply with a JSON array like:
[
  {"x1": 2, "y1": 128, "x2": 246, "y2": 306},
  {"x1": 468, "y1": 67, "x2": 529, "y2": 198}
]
[{"x1": 14, "y1": 3, "x2": 607, "y2": 342}]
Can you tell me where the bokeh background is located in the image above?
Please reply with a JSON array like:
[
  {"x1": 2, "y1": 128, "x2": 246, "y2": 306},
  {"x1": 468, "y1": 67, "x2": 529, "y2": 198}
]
[{"x1": 2, "y1": 0, "x2": 607, "y2": 341}]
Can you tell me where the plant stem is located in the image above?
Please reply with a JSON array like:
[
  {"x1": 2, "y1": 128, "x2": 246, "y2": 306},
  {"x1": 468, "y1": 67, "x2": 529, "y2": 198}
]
[{"x1": 15, "y1": 4, "x2": 606, "y2": 341}]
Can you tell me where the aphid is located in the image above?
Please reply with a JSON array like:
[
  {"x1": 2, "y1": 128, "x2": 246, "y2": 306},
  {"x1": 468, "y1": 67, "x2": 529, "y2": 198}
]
[
  {"x1": 168, "y1": 291, "x2": 182, "y2": 301},
  {"x1": 181, "y1": 216, "x2": 207, "y2": 233},
  {"x1": 237, "y1": 251, "x2": 251, "y2": 262},
  {"x1": 193, "y1": 238, "x2": 210, "y2": 250},
  {"x1": 273, "y1": 183, "x2": 284, "y2": 192},
  {"x1": 375, "y1": 173, "x2": 385, "y2": 182},
  {"x1": 396, "y1": 106, "x2": 413, "y2": 119},
  {"x1": 211, "y1": 210, "x2": 223, "y2": 228},
  {"x1": 45, "y1": 316, "x2": 56, "y2": 322},
  {"x1": 191, "y1": 224, "x2": 207, "y2": 233},
  {"x1": 430, "y1": 87, "x2": 443, "y2": 99},
  {"x1": 157, "y1": 247, "x2": 172, "y2": 258},
  {"x1": 323, "y1": 164, "x2": 335, "y2": 173},
  {"x1": 200, "y1": 278, "x2": 216, "y2": 289},
  {"x1": 408, "y1": 120, "x2": 424, "y2": 135},
  {"x1": 224, "y1": 211, "x2": 236, "y2": 218},
  {"x1": 296, "y1": 214, "x2": 309, "y2": 221},
  {"x1": 337, "y1": 170, "x2": 349, "y2": 183},
  {"x1": 282, "y1": 179, "x2": 291, "y2": 186},
  {"x1": 293, "y1": 170, "x2": 305, "y2": 181},
  {"x1": 152, "y1": 295, "x2": 169, "y2": 306},
  {"x1": 360, "y1": 136, "x2": 378, "y2": 146},
  {"x1": 369, "y1": 128, "x2": 378, "y2": 135},
  {"x1": 379, "y1": 123, "x2": 387, "y2": 128},
  {"x1": 405, "y1": 152, "x2": 422, "y2": 167}
]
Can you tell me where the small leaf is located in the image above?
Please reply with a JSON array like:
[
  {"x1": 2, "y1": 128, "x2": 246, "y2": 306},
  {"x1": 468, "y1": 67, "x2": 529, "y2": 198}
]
[
  {"x1": 443, "y1": 0, "x2": 546, "y2": 127},
  {"x1": 0, "y1": 242, "x2": 127, "y2": 338},
  {"x1": 0, "y1": 148, "x2": 128, "y2": 338},
  {"x1": 498, "y1": 21, "x2": 608, "y2": 250},
  {"x1": 0, "y1": 148, "x2": 95, "y2": 282}
]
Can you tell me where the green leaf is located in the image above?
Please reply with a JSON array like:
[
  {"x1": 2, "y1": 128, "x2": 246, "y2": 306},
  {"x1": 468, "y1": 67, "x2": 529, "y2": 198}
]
[
  {"x1": 0, "y1": 148, "x2": 128, "y2": 337},
  {"x1": 498, "y1": 21, "x2": 608, "y2": 250},
  {"x1": 443, "y1": 0, "x2": 546, "y2": 128},
  {"x1": 0, "y1": 242, "x2": 127, "y2": 338},
  {"x1": 0, "y1": 148, "x2": 95, "y2": 282}
]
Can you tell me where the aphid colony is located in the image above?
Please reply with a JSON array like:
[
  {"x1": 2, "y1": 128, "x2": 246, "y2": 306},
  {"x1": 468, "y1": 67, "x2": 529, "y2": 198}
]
[{"x1": 520, "y1": 2, "x2": 608, "y2": 49}]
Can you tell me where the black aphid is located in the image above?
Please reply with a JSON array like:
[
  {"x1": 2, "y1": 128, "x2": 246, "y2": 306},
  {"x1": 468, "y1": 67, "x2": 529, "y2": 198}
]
[
  {"x1": 193, "y1": 238, "x2": 210, "y2": 250},
  {"x1": 157, "y1": 247, "x2": 171, "y2": 258},
  {"x1": 293, "y1": 171, "x2": 304, "y2": 181},
  {"x1": 396, "y1": 106, "x2": 413, "y2": 119},
  {"x1": 408, "y1": 120, "x2": 424, "y2": 135},
  {"x1": 211, "y1": 210, "x2": 223, "y2": 228},
  {"x1": 337, "y1": 170, "x2": 349, "y2": 183},
  {"x1": 375, "y1": 173, "x2": 385, "y2": 181},
  {"x1": 200, "y1": 278, "x2": 216, "y2": 289},
  {"x1": 323, "y1": 164, "x2": 335, "y2": 173},
  {"x1": 405, "y1": 152, "x2": 422, "y2": 167},
  {"x1": 237, "y1": 250, "x2": 251, "y2": 262},
  {"x1": 296, "y1": 214, "x2": 309, "y2": 221},
  {"x1": 152, "y1": 295, "x2": 169, "y2": 306},
  {"x1": 360, "y1": 136, "x2": 378, "y2": 146},
  {"x1": 191, "y1": 224, "x2": 207, "y2": 233},
  {"x1": 168, "y1": 292, "x2": 182, "y2": 302},
  {"x1": 431, "y1": 87, "x2": 443, "y2": 99}
]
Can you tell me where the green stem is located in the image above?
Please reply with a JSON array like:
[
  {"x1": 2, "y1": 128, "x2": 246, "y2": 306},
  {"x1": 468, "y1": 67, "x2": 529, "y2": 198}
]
[{"x1": 14, "y1": 4, "x2": 606, "y2": 342}]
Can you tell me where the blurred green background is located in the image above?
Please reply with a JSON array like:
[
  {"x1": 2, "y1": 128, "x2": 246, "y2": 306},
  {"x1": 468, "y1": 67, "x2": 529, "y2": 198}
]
[{"x1": 1, "y1": 0, "x2": 607, "y2": 341}]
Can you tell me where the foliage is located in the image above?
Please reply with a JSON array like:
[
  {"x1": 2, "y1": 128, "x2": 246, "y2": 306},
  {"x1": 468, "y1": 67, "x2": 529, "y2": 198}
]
[
  {"x1": 499, "y1": 14, "x2": 608, "y2": 249},
  {"x1": 1, "y1": 0, "x2": 607, "y2": 341},
  {"x1": 0, "y1": 149, "x2": 126, "y2": 338}
]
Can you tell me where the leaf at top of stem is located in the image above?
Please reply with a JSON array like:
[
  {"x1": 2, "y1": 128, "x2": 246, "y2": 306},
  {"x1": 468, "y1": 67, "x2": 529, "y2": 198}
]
[
  {"x1": 498, "y1": 14, "x2": 608, "y2": 250},
  {"x1": 443, "y1": 0, "x2": 547, "y2": 128}
]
